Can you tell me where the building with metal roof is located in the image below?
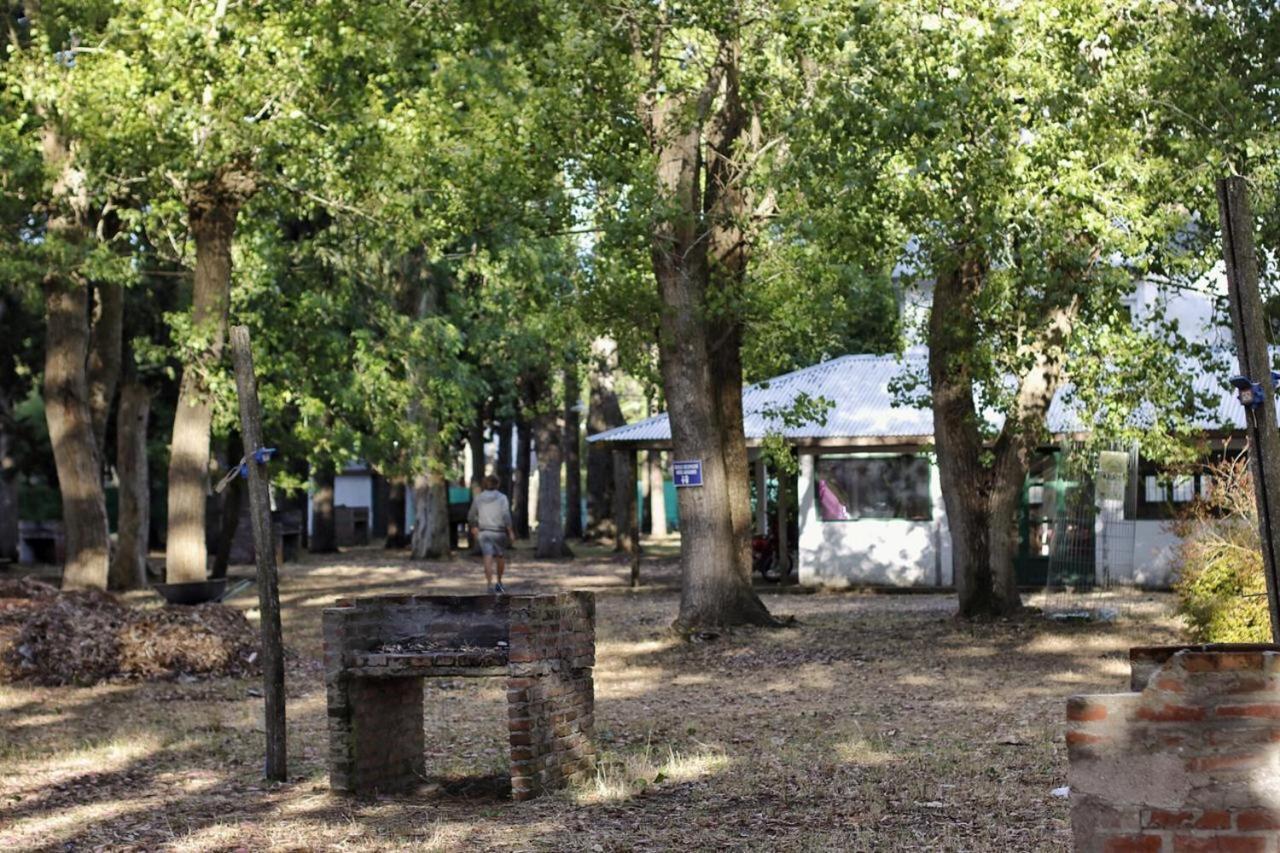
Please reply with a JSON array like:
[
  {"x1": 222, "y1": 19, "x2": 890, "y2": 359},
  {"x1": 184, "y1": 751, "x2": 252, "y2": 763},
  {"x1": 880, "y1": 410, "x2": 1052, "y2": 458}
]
[{"x1": 589, "y1": 342, "x2": 1247, "y2": 592}]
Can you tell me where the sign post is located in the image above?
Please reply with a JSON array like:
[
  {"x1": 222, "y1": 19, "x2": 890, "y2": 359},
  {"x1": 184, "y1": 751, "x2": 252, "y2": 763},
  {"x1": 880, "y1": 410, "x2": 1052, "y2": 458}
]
[{"x1": 1218, "y1": 176, "x2": 1280, "y2": 642}]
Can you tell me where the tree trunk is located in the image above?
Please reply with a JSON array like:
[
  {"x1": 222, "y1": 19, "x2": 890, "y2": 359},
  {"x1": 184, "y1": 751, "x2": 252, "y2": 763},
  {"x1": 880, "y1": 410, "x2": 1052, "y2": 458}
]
[
  {"x1": 564, "y1": 367, "x2": 584, "y2": 540},
  {"x1": 929, "y1": 258, "x2": 999, "y2": 617},
  {"x1": 410, "y1": 468, "x2": 450, "y2": 559},
  {"x1": 385, "y1": 478, "x2": 407, "y2": 548},
  {"x1": 212, "y1": 432, "x2": 243, "y2": 579},
  {"x1": 469, "y1": 420, "x2": 486, "y2": 486},
  {"x1": 109, "y1": 381, "x2": 150, "y2": 589},
  {"x1": 708, "y1": 320, "x2": 756, "y2": 585},
  {"x1": 87, "y1": 280, "x2": 123, "y2": 455},
  {"x1": 497, "y1": 418, "x2": 514, "y2": 498},
  {"x1": 370, "y1": 471, "x2": 389, "y2": 540},
  {"x1": 641, "y1": 67, "x2": 773, "y2": 630},
  {"x1": 0, "y1": 420, "x2": 18, "y2": 562},
  {"x1": 514, "y1": 418, "x2": 532, "y2": 539},
  {"x1": 612, "y1": 450, "x2": 636, "y2": 554},
  {"x1": 40, "y1": 126, "x2": 110, "y2": 589},
  {"x1": 311, "y1": 462, "x2": 337, "y2": 553},
  {"x1": 652, "y1": 254, "x2": 770, "y2": 628},
  {"x1": 534, "y1": 405, "x2": 571, "y2": 558},
  {"x1": 44, "y1": 277, "x2": 112, "y2": 589},
  {"x1": 648, "y1": 450, "x2": 668, "y2": 538},
  {"x1": 586, "y1": 341, "x2": 625, "y2": 539},
  {"x1": 165, "y1": 172, "x2": 254, "y2": 583}
]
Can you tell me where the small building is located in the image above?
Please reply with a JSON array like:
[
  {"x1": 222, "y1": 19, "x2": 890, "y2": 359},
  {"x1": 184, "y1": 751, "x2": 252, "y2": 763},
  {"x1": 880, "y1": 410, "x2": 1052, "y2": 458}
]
[{"x1": 588, "y1": 350, "x2": 1247, "y2": 590}]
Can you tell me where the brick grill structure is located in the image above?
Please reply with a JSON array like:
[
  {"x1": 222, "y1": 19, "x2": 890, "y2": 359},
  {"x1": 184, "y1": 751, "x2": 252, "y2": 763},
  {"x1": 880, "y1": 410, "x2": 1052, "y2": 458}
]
[
  {"x1": 323, "y1": 592, "x2": 595, "y2": 800},
  {"x1": 1067, "y1": 644, "x2": 1280, "y2": 852}
]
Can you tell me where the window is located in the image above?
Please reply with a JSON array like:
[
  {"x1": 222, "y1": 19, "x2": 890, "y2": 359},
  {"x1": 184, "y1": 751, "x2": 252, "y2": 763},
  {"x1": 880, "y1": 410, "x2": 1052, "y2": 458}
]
[
  {"x1": 1171, "y1": 475, "x2": 1195, "y2": 503},
  {"x1": 1138, "y1": 467, "x2": 1214, "y2": 519},
  {"x1": 815, "y1": 454, "x2": 932, "y2": 521}
]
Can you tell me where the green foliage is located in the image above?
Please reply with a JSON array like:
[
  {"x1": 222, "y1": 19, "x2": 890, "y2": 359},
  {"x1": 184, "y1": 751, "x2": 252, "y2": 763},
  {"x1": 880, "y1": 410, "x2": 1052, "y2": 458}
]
[{"x1": 1174, "y1": 454, "x2": 1271, "y2": 643}]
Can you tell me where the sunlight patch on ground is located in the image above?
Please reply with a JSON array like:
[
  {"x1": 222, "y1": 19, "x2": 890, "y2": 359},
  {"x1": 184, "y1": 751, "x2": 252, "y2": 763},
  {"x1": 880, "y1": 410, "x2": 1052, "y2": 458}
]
[
  {"x1": 753, "y1": 666, "x2": 837, "y2": 694},
  {"x1": 1, "y1": 797, "x2": 154, "y2": 849},
  {"x1": 835, "y1": 737, "x2": 899, "y2": 767},
  {"x1": 897, "y1": 673, "x2": 942, "y2": 687},
  {"x1": 575, "y1": 746, "x2": 731, "y2": 804},
  {"x1": 943, "y1": 646, "x2": 998, "y2": 659},
  {"x1": 1019, "y1": 634, "x2": 1131, "y2": 655},
  {"x1": 2, "y1": 731, "x2": 163, "y2": 771},
  {"x1": 595, "y1": 665, "x2": 673, "y2": 700},
  {"x1": 1045, "y1": 658, "x2": 1129, "y2": 685}
]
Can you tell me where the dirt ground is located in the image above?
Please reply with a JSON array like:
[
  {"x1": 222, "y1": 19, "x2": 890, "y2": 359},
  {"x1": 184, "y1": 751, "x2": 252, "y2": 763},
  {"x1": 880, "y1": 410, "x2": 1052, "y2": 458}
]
[{"x1": 0, "y1": 543, "x2": 1184, "y2": 851}]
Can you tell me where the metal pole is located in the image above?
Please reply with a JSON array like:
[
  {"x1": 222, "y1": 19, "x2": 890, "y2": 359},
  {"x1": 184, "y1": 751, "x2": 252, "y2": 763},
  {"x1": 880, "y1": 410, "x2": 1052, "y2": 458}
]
[
  {"x1": 1218, "y1": 177, "x2": 1280, "y2": 642},
  {"x1": 229, "y1": 325, "x2": 288, "y2": 780}
]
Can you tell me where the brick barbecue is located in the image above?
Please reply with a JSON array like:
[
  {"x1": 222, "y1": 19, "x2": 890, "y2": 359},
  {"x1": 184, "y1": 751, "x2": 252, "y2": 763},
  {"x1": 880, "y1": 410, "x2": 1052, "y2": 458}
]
[
  {"x1": 1067, "y1": 644, "x2": 1280, "y2": 852},
  {"x1": 323, "y1": 592, "x2": 596, "y2": 800}
]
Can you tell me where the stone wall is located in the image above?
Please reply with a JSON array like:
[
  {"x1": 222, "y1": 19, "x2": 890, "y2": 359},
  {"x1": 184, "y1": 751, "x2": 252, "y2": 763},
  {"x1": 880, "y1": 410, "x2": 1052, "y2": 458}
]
[
  {"x1": 1067, "y1": 646, "x2": 1280, "y2": 852},
  {"x1": 507, "y1": 592, "x2": 597, "y2": 801},
  {"x1": 323, "y1": 592, "x2": 595, "y2": 799}
]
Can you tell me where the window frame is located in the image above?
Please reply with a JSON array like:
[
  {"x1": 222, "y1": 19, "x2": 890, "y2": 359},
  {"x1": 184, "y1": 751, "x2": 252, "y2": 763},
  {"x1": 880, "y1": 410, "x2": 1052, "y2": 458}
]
[{"x1": 813, "y1": 452, "x2": 933, "y2": 523}]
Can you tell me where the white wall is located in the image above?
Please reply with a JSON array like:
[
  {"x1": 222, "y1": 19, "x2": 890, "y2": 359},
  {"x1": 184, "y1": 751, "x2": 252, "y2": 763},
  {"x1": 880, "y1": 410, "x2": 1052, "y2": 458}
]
[
  {"x1": 797, "y1": 452, "x2": 952, "y2": 588},
  {"x1": 1128, "y1": 521, "x2": 1181, "y2": 587},
  {"x1": 306, "y1": 471, "x2": 376, "y2": 536}
]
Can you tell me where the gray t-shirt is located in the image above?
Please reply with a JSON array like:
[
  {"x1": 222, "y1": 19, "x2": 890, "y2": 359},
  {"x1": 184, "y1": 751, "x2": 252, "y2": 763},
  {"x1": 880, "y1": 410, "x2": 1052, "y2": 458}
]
[{"x1": 467, "y1": 490, "x2": 512, "y2": 531}]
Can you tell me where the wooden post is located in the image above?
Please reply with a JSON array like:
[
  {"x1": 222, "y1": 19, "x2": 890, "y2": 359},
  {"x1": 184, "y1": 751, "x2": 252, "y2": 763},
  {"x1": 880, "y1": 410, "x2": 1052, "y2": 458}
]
[
  {"x1": 754, "y1": 457, "x2": 768, "y2": 536},
  {"x1": 776, "y1": 467, "x2": 791, "y2": 578},
  {"x1": 229, "y1": 325, "x2": 288, "y2": 781},
  {"x1": 629, "y1": 517, "x2": 641, "y2": 588},
  {"x1": 1218, "y1": 177, "x2": 1280, "y2": 642}
]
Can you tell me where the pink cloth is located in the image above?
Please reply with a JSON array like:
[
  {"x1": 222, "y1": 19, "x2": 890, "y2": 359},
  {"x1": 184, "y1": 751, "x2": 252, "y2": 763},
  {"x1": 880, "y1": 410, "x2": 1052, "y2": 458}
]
[{"x1": 817, "y1": 479, "x2": 850, "y2": 520}]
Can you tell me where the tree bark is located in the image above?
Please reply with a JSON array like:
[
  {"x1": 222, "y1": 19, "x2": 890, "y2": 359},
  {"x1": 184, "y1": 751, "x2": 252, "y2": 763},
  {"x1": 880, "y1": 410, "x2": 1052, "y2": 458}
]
[
  {"x1": 40, "y1": 126, "x2": 110, "y2": 589},
  {"x1": 638, "y1": 41, "x2": 773, "y2": 630},
  {"x1": 0, "y1": 417, "x2": 18, "y2": 562},
  {"x1": 586, "y1": 341, "x2": 625, "y2": 539},
  {"x1": 514, "y1": 417, "x2": 532, "y2": 539},
  {"x1": 44, "y1": 274, "x2": 111, "y2": 589},
  {"x1": 929, "y1": 257, "x2": 998, "y2": 618},
  {"x1": 370, "y1": 471, "x2": 389, "y2": 541},
  {"x1": 534, "y1": 402, "x2": 572, "y2": 558},
  {"x1": 469, "y1": 419, "x2": 486, "y2": 486},
  {"x1": 648, "y1": 450, "x2": 668, "y2": 538},
  {"x1": 87, "y1": 280, "x2": 123, "y2": 455},
  {"x1": 497, "y1": 418, "x2": 514, "y2": 498},
  {"x1": 930, "y1": 252, "x2": 1077, "y2": 618},
  {"x1": 109, "y1": 381, "x2": 150, "y2": 589},
  {"x1": 612, "y1": 449, "x2": 636, "y2": 554},
  {"x1": 410, "y1": 467, "x2": 450, "y2": 559},
  {"x1": 311, "y1": 461, "x2": 337, "y2": 553},
  {"x1": 212, "y1": 432, "x2": 243, "y2": 579},
  {"x1": 385, "y1": 478, "x2": 407, "y2": 548},
  {"x1": 564, "y1": 366, "x2": 584, "y2": 540},
  {"x1": 165, "y1": 169, "x2": 255, "y2": 582}
]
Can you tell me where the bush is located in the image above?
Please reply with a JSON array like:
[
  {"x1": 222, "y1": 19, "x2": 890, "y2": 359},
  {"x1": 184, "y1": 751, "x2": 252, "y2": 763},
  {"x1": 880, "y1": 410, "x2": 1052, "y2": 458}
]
[{"x1": 1172, "y1": 454, "x2": 1271, "y2": 643}]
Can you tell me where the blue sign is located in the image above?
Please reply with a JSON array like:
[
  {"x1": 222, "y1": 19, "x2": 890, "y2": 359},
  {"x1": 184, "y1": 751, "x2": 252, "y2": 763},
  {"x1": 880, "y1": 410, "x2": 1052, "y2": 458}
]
[{"x1": 672, "y1": 459, "x2": 703, "y2": 488}]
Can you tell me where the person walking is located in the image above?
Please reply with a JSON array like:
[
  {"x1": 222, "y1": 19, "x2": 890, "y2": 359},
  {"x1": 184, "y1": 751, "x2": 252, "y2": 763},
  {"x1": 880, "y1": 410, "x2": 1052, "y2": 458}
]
[{"x1": 467, "y1": 474, "x2": 516, "y2": 593}]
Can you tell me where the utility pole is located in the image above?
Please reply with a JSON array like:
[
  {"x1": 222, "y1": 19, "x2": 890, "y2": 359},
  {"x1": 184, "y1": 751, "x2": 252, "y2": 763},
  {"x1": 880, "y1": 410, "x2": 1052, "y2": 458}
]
[
  {"x1": 229, "y1": 325, "x2": 288, "y2": 780},
  {"x1": 1218, "y1": 176, "x2": 1280, "y2": 642}
]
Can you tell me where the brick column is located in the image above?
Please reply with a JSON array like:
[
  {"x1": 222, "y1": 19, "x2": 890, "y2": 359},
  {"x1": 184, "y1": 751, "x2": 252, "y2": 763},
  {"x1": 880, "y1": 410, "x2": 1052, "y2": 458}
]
[
  {"x1": 507, "y1": 592, "x2": 596, "y2": 801},
  {"x1": 1068, "y1": 647, "x2": 1280, "y2": 852},
  {"x1": 324, "y1": 602, "x2": 426, "y2": 794}
]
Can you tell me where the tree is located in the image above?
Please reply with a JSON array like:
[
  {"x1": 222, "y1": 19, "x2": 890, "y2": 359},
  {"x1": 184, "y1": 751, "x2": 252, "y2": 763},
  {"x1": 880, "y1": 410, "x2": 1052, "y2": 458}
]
[{"x1": 799, "y1": 1, "x2": 1222, "y2": 617}]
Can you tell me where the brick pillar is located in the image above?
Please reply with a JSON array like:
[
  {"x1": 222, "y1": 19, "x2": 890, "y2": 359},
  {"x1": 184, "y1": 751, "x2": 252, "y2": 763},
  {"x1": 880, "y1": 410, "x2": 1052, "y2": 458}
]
[
  {"x1": 507, "y1": 592, "x2": 596, "y2": 800},
  {"x1": 324, "y1": 602, "x2": 426, "y2": 794},
  {"x1": 1068, "y1": 646, "x2": 1280, "y2": 852}
]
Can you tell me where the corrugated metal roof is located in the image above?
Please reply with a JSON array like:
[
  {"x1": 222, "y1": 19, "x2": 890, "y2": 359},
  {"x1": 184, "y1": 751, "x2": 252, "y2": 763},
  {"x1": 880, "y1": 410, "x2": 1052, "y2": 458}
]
[{"x1": 588, "y1": 350, "x2": 1250, "y2": 447}]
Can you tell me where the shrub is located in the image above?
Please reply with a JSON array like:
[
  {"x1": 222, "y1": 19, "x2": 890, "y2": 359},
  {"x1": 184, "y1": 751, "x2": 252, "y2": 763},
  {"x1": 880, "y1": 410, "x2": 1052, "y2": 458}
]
[{"x1": 1172, "y1": 453, "x2": 1271, "y2": 644}]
